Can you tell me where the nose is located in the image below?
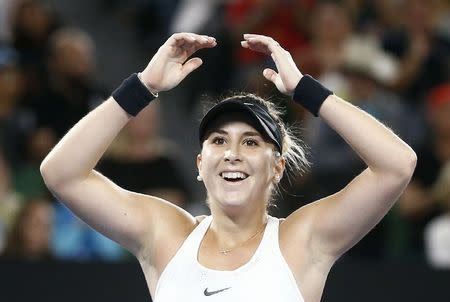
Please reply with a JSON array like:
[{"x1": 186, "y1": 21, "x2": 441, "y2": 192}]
[{"x1": 223, "y1": 146, "x2": 241, "y2": 163}]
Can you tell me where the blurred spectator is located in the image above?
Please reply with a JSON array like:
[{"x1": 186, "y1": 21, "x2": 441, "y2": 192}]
[
  {"x1": 288, "y1": 1, "x2": 352, "y2": 122},
  {"x1": 171, "y1": 0, "x2": 223, "y2": 34},
  {"x1": 104, "y1": 0, "x2": 179, "y2": 52},
  {"x1": 424, "y1": 160, "x2": 450, "y2": 268},
  {"x1": 394, "y1": 83, "x2": 450, "y2": 260},
  {"x1": 306, "y1": 36, "x2": 412, "y2": 194},
  {"x1": 381, "y1": 0, "x2": 450, "y2": 103},
  {"x1": 51, "y1": 201, "x2": 125, "y2": 261},
  {"x1": 97, "y1": 103, "x2": 190, "y2": 208},
  {"x1": 225, "y1": 0, "x2": 312, "y2": 92},
  {"x1": 24, "y1": 27, "x2": 106, "y2": 139},
  {"x1": 0, "y1": 45, "x2": 33, "y2": 166},
  {"x1": 0, "y1": 0, "x2": 15, "y2": 42},
  {"x1": 0, "y1": 150, "x2": 24, "y2": 252},
  {"x1": 10, "y1": 0, "x2": 60, "y2": 96},
  {"x1": 1, "y1": 197, "x2": 53, "y2": 260},
  {"x1": 295, "y1": 1, "x2": 351, "y2": 81},
  {"x1": 435, "y1": 0, "x2": 450, "y2": 39},
  {"x1": 12, "y1": 127, "x2": 55, "y2": 199}
]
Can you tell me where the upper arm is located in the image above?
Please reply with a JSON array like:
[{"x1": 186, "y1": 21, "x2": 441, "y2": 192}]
[
  {"x1": 285, "y1": 167, "x2": 414, "y2": 260},
  {"x1": 47, "y1": 170, "x2": 195, "y2": 257}
]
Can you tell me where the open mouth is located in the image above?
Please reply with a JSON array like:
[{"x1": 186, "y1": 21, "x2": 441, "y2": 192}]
[{"x1": 220, "y1": 171, "x2": 249, "y2": 182}]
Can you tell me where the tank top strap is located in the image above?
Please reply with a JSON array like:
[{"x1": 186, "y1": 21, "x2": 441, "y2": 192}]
[
  {"x1": 255, "y1": 215, "x2": 281, "y2": 256},
  {"x1": 180, "y1": 215, "x2": 213, "y2": 259}
]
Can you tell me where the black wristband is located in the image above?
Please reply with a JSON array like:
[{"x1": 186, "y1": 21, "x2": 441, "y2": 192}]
[
  {"x1": 293, "y1": 75, "x2": 333, "y2": 116},
  {"x1": 112, "y1": 73, "x2": 156, "y2": 116}
]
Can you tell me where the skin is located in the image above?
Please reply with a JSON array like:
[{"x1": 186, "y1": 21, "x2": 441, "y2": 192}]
[{"x1": 41, "y1": 33, "x2": 417, "y2": 302}]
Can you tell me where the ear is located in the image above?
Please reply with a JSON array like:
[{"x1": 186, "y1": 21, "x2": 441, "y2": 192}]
[
  {"x1": 273, "y1": 156, "x2": 286, "y2": 183},
  {"x1": 196, "y1": 153, "x2": 202, "y2": 174}
]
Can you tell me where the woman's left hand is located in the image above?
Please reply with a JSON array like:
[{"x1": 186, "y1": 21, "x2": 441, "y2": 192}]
[{"x1": 241, "y1": 34, "x2": 302, "y2": 96}]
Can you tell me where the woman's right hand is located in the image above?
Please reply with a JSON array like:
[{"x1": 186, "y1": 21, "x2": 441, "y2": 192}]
[{"x1": 140, "y1": 33, "x2": 216, "y2": 93}]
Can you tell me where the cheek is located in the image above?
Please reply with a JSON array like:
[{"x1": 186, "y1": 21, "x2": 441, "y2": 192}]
[
  {"x1": 251, "y1": 154, "x2": 275, "y2": 178},
  {"x1": 199, "y1": 149, "x2": 219, "y2": 175}
]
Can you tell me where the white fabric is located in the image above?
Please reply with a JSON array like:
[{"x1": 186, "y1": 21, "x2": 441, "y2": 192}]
[
  {"x1": 424, "y1": 214, "x2": 450, "y2": 268},
  {"x1": 154, "y1": 215, "x2": 305, "y2": 302}
]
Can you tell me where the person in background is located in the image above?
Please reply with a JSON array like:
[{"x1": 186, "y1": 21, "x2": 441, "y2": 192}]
[
  {"x1": 0, "y1": 45, "x2": 30, "y2": 166},
  {"x1": 1, "y1": 197, "x2": 53, "y2": 260},
  {"x1": 395, "y1": 83, "x2": 450, "y2": 261},
  {"x1": 9, "y1": 0, "x2": 60, "y2": 98},
  {"x1": 25, "y1": 27, "x2": 105, "y2": 139},
  {"x1": 0, "y1": 149, "x2": 24, "y2": 253},
  {"x1": 13, "y1": 127, "x2": 55, "y2": 200},
  {"x1": 98, "y1": 102, "x2": 190, "y2": 208},
  {"x1": 424, "y1": 160, "x2": 450, "y2": 268},
  {"x1": 381, "y1": 0, "x2": 450, "y2": 104}
]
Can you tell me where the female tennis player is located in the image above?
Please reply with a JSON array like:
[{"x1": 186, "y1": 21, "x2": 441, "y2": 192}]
[{"x1": 40, "y1": 33, "x2": 416, "y2": 302}]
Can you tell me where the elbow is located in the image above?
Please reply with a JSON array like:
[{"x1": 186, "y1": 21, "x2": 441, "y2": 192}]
[
  {"x1": 40, "y1": 159, "x2": 55, "y2": 187},
  {"x1": 40, "y1": 157, "x2": 62, "y2": 188},
  {"x1": 394, "y1": 149, "x2": 417, "y2": 180}
]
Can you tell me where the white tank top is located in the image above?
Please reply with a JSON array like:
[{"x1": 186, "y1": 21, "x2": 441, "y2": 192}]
[{"x1": 154, "y1": 215, "x2": 305, "y2": 302}]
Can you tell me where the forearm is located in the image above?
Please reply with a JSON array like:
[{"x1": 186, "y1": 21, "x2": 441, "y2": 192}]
[
  {"x1": 318, "y1": 95, "x2": 416, "y2": 176},
  {"x1": 40, "y1": 98, "x2": 131, "y2": 186}
]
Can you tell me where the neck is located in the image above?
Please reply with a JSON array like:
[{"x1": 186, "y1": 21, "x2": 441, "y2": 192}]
[{"x1": 208, "y1": 208, "x2": 268, "y2": 249}]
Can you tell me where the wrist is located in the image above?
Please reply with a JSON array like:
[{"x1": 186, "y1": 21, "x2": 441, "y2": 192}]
[
  {"x1": 112, "y1": 73, "x2": 157, "y2": 117},
  {"x1": 288, "y1": 75, "x2": 303, "y2": 96},
  {"x1": 292, "y1": 75, "x2": 333, "y2": 117},
  {"x1": 137, "y1": 72, "x2": 159, "y2": 97}
]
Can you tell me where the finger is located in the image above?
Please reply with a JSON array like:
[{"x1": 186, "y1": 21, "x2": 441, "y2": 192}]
[
  {"x1": 193, "y1": 35, "x2": 217, "y2": 50},
  {"x1": 241, "y1": 41, "x2": 250, "y2": 48},
  {"x1": 185, "y1": 36, "x2": 217, "y2": 57},
  {"x1": 243, "y1": 36, "x2": 282, "y2": 55},
  {"x1": 243, "y1": 33, "x2": 270, "y2": 40},
  {"x1": 263, "y1": 68, "x2": 278, "y2": 83},
  {"x1": 168, "y1": 33, "x2": 196, "y2": 47},
  {"x1": 181, "y1": 57, "x2": 203, "y2": 77},
  {"x1": 241, "y1": 39, "x2": 271, "y2": 55}
]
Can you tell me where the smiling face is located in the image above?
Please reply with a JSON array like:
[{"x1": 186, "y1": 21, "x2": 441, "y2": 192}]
[{"x1": 197, "y1": 116, "x2": 284, "y2": 214}]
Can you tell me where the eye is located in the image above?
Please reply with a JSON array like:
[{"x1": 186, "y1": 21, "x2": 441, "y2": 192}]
[
  {"x1": 243, "y1": 138, "x2": 258, "y2": 146},
  {"x1": 212, "y1": 136, "x2": 226, "y2": 145}
]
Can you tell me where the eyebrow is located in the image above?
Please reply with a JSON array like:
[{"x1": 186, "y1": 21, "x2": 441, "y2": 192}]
[{"x1": 209, "y1": 129, "x2": 263, "y2": 138}]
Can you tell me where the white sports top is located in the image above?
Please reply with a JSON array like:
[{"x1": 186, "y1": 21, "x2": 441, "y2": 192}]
[{"x1": 154, "y1": 215, "x2": 305, "y2": 302}]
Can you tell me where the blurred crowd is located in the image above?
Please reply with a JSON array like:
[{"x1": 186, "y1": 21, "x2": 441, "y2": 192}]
[{"x1": 0, "y1": 0, "x2": 449, "y2": 269}]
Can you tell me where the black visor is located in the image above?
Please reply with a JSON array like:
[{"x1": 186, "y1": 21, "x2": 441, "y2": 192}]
[{"x1": 199, "y1": 99, "x2": 283, "y2": 153}]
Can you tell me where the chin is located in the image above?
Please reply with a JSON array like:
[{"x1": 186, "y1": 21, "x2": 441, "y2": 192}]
[
  {"x1": 221, "y1": 190, "x2": 245, "y2": 203},
  {"x1": 219, "y1": 190, "x2": 264, "y2": 211}
]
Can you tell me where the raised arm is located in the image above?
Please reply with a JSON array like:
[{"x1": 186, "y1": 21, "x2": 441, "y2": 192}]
[
  {"x1": 40, "y1": 33, "x2": 217, "y2": 257},
  {"x1": 241, "y1": 34, "x2": 416, "y2": 260}
]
